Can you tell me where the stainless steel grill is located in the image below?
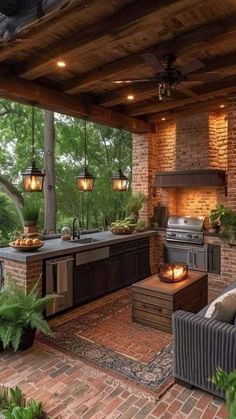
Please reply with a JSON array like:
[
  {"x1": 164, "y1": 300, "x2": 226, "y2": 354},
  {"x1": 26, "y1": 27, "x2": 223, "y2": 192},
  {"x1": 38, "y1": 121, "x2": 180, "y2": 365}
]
[{"x1": 166, "y1": 216, "x2": 204, "y2": 244}]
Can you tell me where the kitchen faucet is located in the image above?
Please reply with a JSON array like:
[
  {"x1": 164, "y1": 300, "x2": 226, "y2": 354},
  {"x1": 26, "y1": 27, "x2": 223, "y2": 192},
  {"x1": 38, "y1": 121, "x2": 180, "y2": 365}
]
[{"x1": 72, "y1": 217, "x2": 80, "y2": 240}]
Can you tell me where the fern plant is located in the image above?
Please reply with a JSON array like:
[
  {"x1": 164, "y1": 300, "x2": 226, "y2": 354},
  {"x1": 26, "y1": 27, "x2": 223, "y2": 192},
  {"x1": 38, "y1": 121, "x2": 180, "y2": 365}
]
[
  {"x1": 211, "y1": 367, "x2": 236, "y2": 419},
  {"x1": 0, "y1": 385, "x2": 43, "y2": 418},
  {"x1": 0, "y1": 281, "x2": 56, "y2": 351}
]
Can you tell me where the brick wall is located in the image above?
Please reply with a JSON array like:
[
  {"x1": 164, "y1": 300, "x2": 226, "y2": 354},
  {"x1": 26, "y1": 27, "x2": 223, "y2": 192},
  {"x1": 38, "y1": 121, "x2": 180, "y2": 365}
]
[
  {"x1": 2, "y1": 259, "x2": 43, "y2": 293},
  {"x1": 227, "y1": 94, "x2": 236, "y2": 210}
]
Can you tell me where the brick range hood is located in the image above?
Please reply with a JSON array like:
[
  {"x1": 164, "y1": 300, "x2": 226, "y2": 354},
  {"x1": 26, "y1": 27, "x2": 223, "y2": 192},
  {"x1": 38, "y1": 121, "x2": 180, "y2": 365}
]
[{"x1": 156, "y1": 169, "x2": 226, "y2": 190}]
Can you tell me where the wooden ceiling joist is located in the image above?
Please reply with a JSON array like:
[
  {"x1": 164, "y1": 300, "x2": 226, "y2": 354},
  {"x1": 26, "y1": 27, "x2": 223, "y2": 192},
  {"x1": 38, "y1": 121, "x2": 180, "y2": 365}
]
[
  {"x1": 18, "y1": 0, "x2": 177, "y2": 80},
  {"x1": 62, "y1": 14, "x2": 236, "y2": 94},
  {"x1": 0, "y1": 68, "x2": 154, "y2": 133}
]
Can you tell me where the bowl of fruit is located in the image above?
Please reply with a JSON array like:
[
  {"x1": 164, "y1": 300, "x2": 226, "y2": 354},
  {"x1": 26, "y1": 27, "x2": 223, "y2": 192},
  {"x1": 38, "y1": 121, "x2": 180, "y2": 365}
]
[
  {"x1": 110, "y1": 218, "x2": 137, "y2": 235},
  {"x1": 9, "y1": 237, "x2": 44, "y2": 252}
]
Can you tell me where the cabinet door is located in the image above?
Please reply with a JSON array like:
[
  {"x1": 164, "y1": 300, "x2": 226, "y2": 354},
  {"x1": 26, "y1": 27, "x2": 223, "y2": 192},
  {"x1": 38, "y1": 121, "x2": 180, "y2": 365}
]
[
  {"x1": 108, "y1": 254, "x2": 124, "y2": 292},
  {"x1": 192, "y1": 246, "x2": 207, "y2": 272},
  {"x1": 138, "y1": 246, "x2": 150, "y2": 280},
  {"x1": 90, "y1": 259, "x2": 108, "y2": 298},
  {"x1": 208, "y1": 244, "x2": 221, "y2": 274},
  {"x1": 164, "y1": 244, "x2": 192, "y2": 268},
  {"x1": 124, "y1": 250, "x2": 138, "y2": 286},
  {"x1": 74, "y1": 264, "x2": 91, "y2": 305}
]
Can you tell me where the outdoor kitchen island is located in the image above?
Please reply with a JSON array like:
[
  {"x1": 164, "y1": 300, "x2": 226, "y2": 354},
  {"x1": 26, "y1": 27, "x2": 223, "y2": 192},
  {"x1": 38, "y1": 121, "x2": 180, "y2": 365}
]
[{"x1": 0, "y1": 231, "x2": 158, "y2": 315}]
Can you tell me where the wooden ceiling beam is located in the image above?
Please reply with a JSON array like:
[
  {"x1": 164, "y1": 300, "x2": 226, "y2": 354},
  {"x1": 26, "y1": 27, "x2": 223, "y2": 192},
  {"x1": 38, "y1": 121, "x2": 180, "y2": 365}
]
[
  {"x1": 62, "y1": 15, "x2": 236, "y2": 94},
  {"x1": 148, "y1": 98, "x2": 228, "y2": 122},
  {"x1": 126, "y1": 75, "x2": 236, "y2": 116},
  {"x1": 0, "y1": 69, "x2": 154, "y2": 133},
  {"x1": 97, "y1": 51, "x2": 236, "y2": 107},
  {"x1": 18, "y1": 0, "x2": 177, "y2": 80}
]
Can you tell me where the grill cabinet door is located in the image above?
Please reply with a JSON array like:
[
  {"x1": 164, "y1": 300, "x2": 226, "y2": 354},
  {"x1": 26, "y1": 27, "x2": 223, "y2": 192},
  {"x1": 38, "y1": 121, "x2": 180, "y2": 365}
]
[
  {"x1": 192, "y1": 246, "x2": 207, "y2": 272},
  {"x1": 164, "y1": 244, "x2": 192, "y2": 268}
]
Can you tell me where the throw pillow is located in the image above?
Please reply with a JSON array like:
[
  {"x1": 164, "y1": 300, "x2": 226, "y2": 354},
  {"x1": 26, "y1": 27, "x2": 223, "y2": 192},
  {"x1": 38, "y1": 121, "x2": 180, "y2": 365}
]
[{"x1": 205, "y1": 288, "x2": 236, "y2": 323}]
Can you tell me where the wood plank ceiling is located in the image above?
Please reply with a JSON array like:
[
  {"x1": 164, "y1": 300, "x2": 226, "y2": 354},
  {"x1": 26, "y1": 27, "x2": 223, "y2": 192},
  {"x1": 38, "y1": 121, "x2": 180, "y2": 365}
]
[{"x1": 0, "y1": 0, "x2": 235, "y2": 132}]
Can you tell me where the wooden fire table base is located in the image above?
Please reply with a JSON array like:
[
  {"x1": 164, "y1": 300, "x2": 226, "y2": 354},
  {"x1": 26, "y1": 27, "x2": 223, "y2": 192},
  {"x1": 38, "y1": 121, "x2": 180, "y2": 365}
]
[{"x1": 132, "y1": 271, "x2": 208, "y2": 333}]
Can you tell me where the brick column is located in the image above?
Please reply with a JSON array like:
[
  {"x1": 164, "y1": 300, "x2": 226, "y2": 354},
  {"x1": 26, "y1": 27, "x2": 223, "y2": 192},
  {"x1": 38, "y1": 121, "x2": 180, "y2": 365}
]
[
  {"x1": 2, "y1": 259, "x2": 43, "y2": 293},
  {"x1": 132, "y1": 132, "x2": 158, "y2": 224},
  {"x1": 227, "y1": 93, "x2": 236, "y2": 210}
]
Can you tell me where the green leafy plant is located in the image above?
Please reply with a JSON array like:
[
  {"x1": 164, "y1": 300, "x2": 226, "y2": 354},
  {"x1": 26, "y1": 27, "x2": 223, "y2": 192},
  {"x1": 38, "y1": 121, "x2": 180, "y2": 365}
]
[
  {"x1": 135, "y1": 219, "x2": 146, "y2": 232},
  {"x1": 126, "y1": 193, "x2": 146, "y2": 222},
  {"x1": 211, "y1": 368, "x2": 236, "y2": 419},
  {"x1": 0, "y1": 280, "x2": 55, "y2": 351},
  {"x1": 22, "y1": 200, "x2": 40, "y2": 222},
  {"x1": 209, "y1": 204, "x2": 230, "y2": 228},
  {"x1": 0, "y1": 385, "x2": 43, "y2": 418}
]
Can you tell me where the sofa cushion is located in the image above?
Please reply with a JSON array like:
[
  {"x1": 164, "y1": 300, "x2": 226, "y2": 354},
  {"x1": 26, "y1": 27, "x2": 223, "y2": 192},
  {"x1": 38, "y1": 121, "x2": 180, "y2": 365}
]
[
  {"x1": 198, "y1": 281, "x2": 236, "y2": 317},
  {"x1": 205, "y1": 288, "x2": 236, "y2": 323}
]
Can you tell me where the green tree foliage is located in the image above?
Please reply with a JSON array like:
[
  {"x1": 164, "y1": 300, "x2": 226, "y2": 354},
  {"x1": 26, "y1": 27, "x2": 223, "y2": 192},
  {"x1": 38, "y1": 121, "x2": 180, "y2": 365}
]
[
  {"x1": 0, "y1": 193, "x2": 20, "y2": 243},
  {"x1": 0, "y1": 100, "x2": 132, "y2": 240}
]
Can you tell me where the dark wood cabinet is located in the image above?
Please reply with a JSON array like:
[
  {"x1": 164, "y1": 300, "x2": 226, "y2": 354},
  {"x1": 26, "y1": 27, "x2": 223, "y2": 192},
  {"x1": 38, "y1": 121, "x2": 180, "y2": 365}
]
[
  {"x1": 90, "y1": 259, "x2": 108, "y2": 298},
  {"x1": 108, "y1": 253, "x2": 124, "y2": 292},
  {"x1": 74, "y1": 238, "x2": 151, "y2": 306},
  {"x1": 74, "y1": 263, "x2": 91, "y2": 305},
  {"x1": 124, "y1": 250, "x2": 139, "y2": 286},
  {"x1": 208, "y1": 244, "x2": 221, "y2": 274},
  {"x1": 74, "y1": 259, "x2": 108, "y2": 305}
]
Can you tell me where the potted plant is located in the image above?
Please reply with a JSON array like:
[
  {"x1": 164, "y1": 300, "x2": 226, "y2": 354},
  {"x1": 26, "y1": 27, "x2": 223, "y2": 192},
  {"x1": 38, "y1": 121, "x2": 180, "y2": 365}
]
[
  {"x1": 209, "y1": 204, "x2": 230, "y2": 233},
  {"x1": 211, "y1": 367, "x2": 236, "y2": 419},
  {"x1": 126, "y1": 192, "x2": 146, "y2": 223},
  {"x1": 0, "y1": 281, "x2": 55, "y2": 351},
  {"x1": 135, "y1": 219, "x2": 146, "y2": 232},
  {"x1": 22, "y1": 200, "x2": 40, "y2": 227}
]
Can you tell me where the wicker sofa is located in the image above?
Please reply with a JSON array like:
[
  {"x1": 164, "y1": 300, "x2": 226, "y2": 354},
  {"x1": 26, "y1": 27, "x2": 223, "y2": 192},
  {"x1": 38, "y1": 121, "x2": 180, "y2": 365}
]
[{"x1": 172, "y1": 282, "x2": 236, "y2": 397}]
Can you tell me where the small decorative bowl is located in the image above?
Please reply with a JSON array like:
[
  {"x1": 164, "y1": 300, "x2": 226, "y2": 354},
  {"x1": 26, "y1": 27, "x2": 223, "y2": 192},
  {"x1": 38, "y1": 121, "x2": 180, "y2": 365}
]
[
  {"x1": 110, "y1": 228, "x2": 134, "y2": 235},
  {"x1": 9, "y1": 242, "x2": 44, "y2": 252}
]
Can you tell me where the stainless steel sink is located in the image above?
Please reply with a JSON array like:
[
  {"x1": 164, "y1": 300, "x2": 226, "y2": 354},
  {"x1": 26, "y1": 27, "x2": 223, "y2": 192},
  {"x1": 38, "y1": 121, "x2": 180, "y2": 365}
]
[{"x1": 69, "y1": 237, "x2": 101, "y2": 244}]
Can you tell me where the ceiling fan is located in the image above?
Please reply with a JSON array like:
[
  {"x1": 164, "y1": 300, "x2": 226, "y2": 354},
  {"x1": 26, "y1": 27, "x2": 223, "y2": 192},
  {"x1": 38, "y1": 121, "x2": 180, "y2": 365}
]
[{"x1": 113, "y1": 53, "x2": 222, "y2": 102}]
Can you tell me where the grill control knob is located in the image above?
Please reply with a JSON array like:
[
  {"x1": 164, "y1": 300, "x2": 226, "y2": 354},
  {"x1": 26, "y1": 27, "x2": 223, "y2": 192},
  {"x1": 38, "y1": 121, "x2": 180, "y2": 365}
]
[
  {"x1": 187, "y1": 234, "x2": 192, "y2": 239},
  {"x1": 194, "y1": 235, "x2": 199, "y2": 239},
  {"x1": 171, "y1": 232, "x2": 176, "y2": 237}
]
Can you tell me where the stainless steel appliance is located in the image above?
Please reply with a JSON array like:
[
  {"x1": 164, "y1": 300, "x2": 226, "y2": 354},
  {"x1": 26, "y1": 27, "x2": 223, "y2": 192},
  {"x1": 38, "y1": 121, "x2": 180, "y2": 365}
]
[
  {"x1": 166, "y1": 215, "x2": 204, "y2": 244},
  {"x1": 45, "y1": 255, "x2": 74, "y2": 316},
  {"x1": 164, "y1": 215, "x2": 207, "y2": 272}
]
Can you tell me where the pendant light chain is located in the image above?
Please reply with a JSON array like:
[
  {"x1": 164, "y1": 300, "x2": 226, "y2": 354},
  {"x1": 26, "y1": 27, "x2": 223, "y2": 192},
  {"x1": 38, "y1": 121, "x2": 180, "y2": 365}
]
[
  {"x1": 118, "y1": 134, "x2": 121, "y2": 169},
  {"x1": 32, "y1": 106, "x2": 35, "y2": 161},
  {"x1": 84, "y1": 118, "x2": 87, "y2": 167}
]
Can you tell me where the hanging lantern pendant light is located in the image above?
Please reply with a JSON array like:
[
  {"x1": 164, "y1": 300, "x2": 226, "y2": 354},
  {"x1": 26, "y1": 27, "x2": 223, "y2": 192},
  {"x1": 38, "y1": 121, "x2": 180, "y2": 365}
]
[
  {"x1": 112, "y1": 134, "x2": 128, "y2": 191},
  {"x1": 22, "y1": 106, "x2": 45, "y2": 192},
  {"x1": 76, "y1": 119, "x2": 95, "y2": 192}
]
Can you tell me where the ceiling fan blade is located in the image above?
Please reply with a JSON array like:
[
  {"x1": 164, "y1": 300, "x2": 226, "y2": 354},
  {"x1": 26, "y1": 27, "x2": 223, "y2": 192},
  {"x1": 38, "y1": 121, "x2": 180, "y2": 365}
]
[
  {"x1": 176, "y1": 84, "x2": 198, "y2": 98},
  {"x1": 180, "y1": 58, "x2": 205, "y2": 75},
  {"x1": 112, "y1": 78, "x2": 156, "y2": 84},
  {"x1": 186, "y1": 72, "x2": 223, "y2": 81},
  {"x1": 142, "y1": 53, "x2": 163, "y2": 73}
]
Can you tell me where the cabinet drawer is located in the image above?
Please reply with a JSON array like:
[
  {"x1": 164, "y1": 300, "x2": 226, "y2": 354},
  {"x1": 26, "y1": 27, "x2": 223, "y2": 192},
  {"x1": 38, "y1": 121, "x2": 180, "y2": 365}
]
[
  {"x1": 124, "y1": 241, "x2": 138, "y2": 252},
  {"x1": 132, "y1": 308, "x2": 172, "y2": 327},
  {"x1": 132, "y1": 291, "x2": 173, "y2": 309},
  {"x1": 138, "y1": 238, "x2": 149, "y2": 248},
  {"x1": 109, "y1": 244, "x2": 124, "y2": 256},
  {"x1": 133, "y1": 300, "x2": 172, "y2": 317}
]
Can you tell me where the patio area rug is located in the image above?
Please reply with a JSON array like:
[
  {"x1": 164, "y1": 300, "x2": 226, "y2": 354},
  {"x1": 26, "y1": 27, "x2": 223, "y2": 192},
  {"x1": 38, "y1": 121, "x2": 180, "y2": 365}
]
[{"x1": 38, "y1": 288, "x2": 174, "y2": 397}]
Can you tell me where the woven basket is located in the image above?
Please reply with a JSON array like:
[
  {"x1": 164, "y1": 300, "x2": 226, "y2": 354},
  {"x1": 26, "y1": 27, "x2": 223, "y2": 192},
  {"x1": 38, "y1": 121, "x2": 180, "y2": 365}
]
[{"x1": 110, "y1": 228, "x2": 134, "y2": 235}]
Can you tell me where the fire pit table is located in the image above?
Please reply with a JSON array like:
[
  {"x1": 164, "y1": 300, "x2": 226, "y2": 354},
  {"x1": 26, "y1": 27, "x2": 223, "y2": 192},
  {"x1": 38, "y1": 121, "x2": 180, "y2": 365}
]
[{"x1": 132, "y1": 270, "x2": 208, "y2": 333}]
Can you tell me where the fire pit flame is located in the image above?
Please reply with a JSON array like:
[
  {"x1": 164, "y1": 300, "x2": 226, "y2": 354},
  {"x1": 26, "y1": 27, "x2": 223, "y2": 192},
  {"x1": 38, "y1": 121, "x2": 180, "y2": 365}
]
[{"x1": 158, "y1": 262, "x2": 188, "y2": 283}]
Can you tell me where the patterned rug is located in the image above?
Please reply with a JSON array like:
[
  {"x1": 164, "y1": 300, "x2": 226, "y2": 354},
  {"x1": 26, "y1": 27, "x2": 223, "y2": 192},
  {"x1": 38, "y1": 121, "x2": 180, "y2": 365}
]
[{"x1": 39, "y1": 288, "x2": 174, "y2": 397}]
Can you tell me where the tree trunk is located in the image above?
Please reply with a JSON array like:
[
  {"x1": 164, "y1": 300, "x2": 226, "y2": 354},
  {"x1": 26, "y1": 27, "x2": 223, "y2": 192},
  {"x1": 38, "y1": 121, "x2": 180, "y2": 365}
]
[
  {"x1": 0, "y1": 174, "x2": 24, "y2": 224},
  {"x1": 43, "y1": 110, "x2": 56, "y2": 235}
]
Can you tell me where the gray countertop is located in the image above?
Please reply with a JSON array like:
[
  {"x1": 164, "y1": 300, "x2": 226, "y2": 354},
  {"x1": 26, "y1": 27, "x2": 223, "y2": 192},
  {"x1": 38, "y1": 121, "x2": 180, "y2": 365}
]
[{"x1": 0, "y1": 230, "x2": 157, "y2": 263}]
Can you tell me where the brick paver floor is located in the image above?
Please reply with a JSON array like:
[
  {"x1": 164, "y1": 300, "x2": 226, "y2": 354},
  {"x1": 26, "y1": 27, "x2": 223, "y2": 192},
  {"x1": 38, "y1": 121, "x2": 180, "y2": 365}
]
[{"x1": 0, "y1": 341, "x2": 227, "y2": 418}]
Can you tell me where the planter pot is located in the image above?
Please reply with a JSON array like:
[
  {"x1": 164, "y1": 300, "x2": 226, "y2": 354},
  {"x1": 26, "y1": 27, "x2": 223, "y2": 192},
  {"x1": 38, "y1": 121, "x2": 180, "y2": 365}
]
[
  {"x1": 23, "y1": 220, "x2": 37, "y2": 227},
  {"x1": 18, "y1": 327, "x2": 36, "y2": 351}
]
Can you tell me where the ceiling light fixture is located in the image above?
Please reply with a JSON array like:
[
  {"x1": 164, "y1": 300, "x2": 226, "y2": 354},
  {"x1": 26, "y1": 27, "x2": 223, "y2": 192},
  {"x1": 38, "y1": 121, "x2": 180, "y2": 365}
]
[
  {"x1": 220, "y1": 104, "x2": 225, "y2": 108},
  {"x1": 161, "y1": 117, "x2": 166, "y2": 121},
  {"x1": 127, "y1": 95, "x2": 134, "y2": 101},
  {"x1": 57, "y1": 61, "x2": 66, "y2": 68},
  {"x1": 76, "y1": 119, "x2": 95, "y2": 192},
  {"x1": 111, "y1": 133, "x2": 128, "y2": 192},
  {"x1": 22, "y1": 106, "x2": 45, "y2": 192}
]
